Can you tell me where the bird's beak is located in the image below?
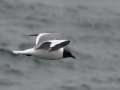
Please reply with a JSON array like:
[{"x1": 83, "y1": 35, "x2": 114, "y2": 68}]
[
  {"x1": 71, "y1": 55, "x2": 76, "y2": 59},
  {"x1": 24, "y1": 34, "x2": 38, "y2": 36}
]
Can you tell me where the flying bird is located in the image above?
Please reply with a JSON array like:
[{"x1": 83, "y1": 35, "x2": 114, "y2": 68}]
[{"x1": 12, "y1": 33, "x2": 76, "y2": 60}]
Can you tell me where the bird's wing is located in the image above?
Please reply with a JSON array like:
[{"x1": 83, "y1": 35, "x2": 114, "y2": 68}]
[
  {"x1": 24, "y1": 33, "x2": 62, "y2": 44},
  {"x1": 49, "y1": 40, "x2": 70, "y2": 51},
  {"x1": 34, "y1": 40, "x2": 70, "y2": 51},
  {"x1": 35, "y1": 33, "x2": 50, "y2": 45},
  {"x1": 34, "y1": 33, "x2": 66, "y2": 48},
  {"x1": 35, "y1": 33, "x2": 64, "y2": 45},
  {"x1": 35, "y1": 41, "x2": 51, "y2": 50},
  {"x1": 25, "y1": 33, "x2": 71, "y2": 50}
]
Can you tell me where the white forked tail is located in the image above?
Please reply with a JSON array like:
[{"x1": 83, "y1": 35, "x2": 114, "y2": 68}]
[{"x1": 12, "y1": 48, "x2": 34, "y2": 55}]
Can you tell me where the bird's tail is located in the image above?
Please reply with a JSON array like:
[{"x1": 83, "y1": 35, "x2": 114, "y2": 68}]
[
  {"x1": 12, "y1": 50, "x2": 25, "y2": 55},
  {"x1": 12, "y1": 48, "x2": 34, "y2": 55}
]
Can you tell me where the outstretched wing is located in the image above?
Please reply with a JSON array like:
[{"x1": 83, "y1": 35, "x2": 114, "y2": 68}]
[
  {"x1": 35, "y1": 33, "x2": 63, "y2": 45},
  {"x1": 25, "y1": 33, "x2": 71, "y2": 51},
  {"x1": 49, "y1": 40, "x2": 70, "y2": 51},
  {"x1": 25, "y1": 33, "x2": 63, "y2": 45},
  {"x1": 34, "y1": 40, "x2": 70, "y2": 51},
  {"x1": 35, "y1": 33, "x2": 66, "y2": 49},
  {"x1": 35, "y1": 33, "x2": 50, "y2": 45},
  {"x1": 35, "y1": 42, "x2": 51, "y2": 50}
]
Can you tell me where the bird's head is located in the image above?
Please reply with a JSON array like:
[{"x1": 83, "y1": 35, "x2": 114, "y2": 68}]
[{"x1": 63, "y1": 48, "x2": 76, "y2": 59}]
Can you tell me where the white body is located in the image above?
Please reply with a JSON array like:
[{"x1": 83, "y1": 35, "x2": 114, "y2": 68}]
[
  {"x1": 12, "y1": 33, "x2": 70, "y2": 60},
  {"x1": 13, "y1": 48, "x2": 64, "y2": 60}
]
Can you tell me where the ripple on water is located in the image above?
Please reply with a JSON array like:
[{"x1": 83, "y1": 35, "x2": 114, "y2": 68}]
[
  {"x1": 59, "y1": 83, "x2": 92, "y2": 90},
  {"x1": 0, "y1": 48, "x2": 30, "y2": 60},
  {"x1": 0, "y1": 78, "x2": 20, "y2": 87},
  {"x1": 0, "y1": 48, "x2": 15, "y2": 56},
  {"x1": 80, "y1": 84, "x2": 92, "y2": 90},
  {"x1": 4, "y1": 68, "x2": 24, "y2": 76}
]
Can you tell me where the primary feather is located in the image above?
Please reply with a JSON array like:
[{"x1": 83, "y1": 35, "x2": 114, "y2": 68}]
[
  {"x1": 33, "y1": 33, "x2": 67, "y2": 50},
  {"x1": 35, "y1": 33, "x2": 62, "y2": 45},
  {"x1": 35, "y1": 40, "x2": 70, "y2": 51}
]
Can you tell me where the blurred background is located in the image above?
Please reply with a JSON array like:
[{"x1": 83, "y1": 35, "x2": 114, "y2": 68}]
[{"x1": 0, "y1": 0, "x2": 120, "y2": 90}]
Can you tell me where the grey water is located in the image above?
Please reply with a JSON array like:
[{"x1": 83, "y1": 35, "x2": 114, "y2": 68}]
[{"x1": 0, "y1": 0, "x2": 120, "y2": 90}]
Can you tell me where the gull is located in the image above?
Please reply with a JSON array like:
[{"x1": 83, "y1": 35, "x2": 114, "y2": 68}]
[{"x1": 12, "y1": 33, "x2": 76, "y2": 60}]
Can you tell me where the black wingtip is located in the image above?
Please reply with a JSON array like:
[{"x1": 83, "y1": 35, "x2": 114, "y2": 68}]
[
  {"x1": 66, "y1": 40, "x2": 71, "y2": 44},
  {"x1": 49, "y1": 40, "x2": 71, "y2": 52},
  {"x1": 24, "y1": 34, "x2": 38, "y2": 36}
]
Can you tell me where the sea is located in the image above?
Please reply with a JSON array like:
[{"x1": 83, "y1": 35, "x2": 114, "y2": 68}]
[{"x1": 0, "y1": 0, "x2": 120, "y2": 90}]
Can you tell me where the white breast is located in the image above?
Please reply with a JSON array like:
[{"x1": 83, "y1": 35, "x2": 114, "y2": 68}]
[{"x1": 33, "y1": 48, "x2": 64, "y2": 60}]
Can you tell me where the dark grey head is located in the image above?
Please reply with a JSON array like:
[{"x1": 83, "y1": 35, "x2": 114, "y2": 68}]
[{"x1": 63, "y1": 48, "x2": 76, "y2": 59}]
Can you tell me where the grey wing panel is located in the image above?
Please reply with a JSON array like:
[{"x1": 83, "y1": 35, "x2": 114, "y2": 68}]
[
  {"x1": 35, "y1": 42, "x2": 51, "y2": 50},
  {"x1": 37, "y1": 33, "x2": 65, "y2": 45},
  {"x1": 49, "y1": 40, "x2": 70, "y2": 51},
  {"x1": 34, "y1": 33, "x2": 61, "y2": 50}
]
